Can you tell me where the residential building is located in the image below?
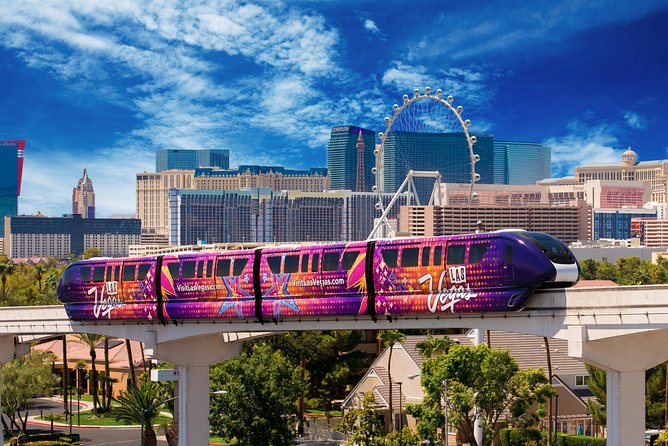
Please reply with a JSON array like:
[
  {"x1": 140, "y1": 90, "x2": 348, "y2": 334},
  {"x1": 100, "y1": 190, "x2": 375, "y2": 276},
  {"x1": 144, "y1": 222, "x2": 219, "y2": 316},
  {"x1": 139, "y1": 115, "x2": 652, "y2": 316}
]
[
  {"x1": 575, "y1": 147, "x2": 668, "y2": 204},
  {"x1": 343, "y1": 332, "x2": 595, "y2": 440},
  {"x1": 494, "y1": 140, "x2": 551, "y2": 184},
  {"x1": 72, "y1": 168, "x2": 96, "y2": 218},
  {"x1": 3, "y1": 214, "x2": 140, "y2": 259},
  {"x1": 155, "y1": 148, "x2": 229, "y2": 172},
  {"x1": 399, "y1": 203, "x2": 591, "y2": 243},
  {"x1": 136, "y1": 170, "x2": 195, "y2": 244},
  {"x1": 327, "y1": 125, "x2": 376, "y2": 192},
  {"x1": 194, "y1": 166, "x2": 329, "y2": 192},
  {"x1": 0, "y1": 140, "x2": 24, "y2": 237}
]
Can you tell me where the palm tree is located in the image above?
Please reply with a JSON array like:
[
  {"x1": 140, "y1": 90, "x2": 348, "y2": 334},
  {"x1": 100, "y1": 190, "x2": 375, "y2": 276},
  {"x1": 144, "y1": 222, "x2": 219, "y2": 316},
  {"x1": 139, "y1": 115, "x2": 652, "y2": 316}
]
[
  {"x1": 76, "y1": 333, "x2": 104, "y2": 414},
  {"x1": 379, "y1": 330, "x2": 405, "y2": 432},
  {"x1": 0, "y1": 261, "x2": 16, "y2": 305},
  {"x1": 34, "y1": 263, "x2": 45, "y2": 291},
  {"x1": 544, "y1": 336, "x2": 553, "y2": 446},
  {"x1": 113, "y1": 381, "x2": 164, "y2": 446},
  {"x1": 126, "y1": 339, "x2": 136, "y2": 388}
]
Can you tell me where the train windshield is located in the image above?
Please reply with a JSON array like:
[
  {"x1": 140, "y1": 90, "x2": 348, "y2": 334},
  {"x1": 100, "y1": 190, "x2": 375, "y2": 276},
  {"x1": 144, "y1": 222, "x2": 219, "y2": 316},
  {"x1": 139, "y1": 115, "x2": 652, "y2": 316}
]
[{"x1": 521, "y1": 232, "x2": 574, "y2": 264}]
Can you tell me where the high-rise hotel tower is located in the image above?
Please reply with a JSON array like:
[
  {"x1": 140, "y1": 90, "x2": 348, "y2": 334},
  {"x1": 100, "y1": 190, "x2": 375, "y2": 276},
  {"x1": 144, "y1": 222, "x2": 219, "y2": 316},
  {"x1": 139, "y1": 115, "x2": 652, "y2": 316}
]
[{"x1": 0, "y1": 140, "x2": 24, "y2": 237}]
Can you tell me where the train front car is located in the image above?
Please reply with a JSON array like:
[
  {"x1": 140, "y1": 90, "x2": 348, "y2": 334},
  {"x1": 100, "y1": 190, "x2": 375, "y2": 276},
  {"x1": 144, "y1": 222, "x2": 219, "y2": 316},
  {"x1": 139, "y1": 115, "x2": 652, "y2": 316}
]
[
  {"x1": 371, "y1": 231, "x2": 579, "y2": 318},
  {"x1": 57, "y1": 257, "x2": 161, "y2": 321},
  {"x1": 509, "y1": 231, "x2": 580, "y2": 288}
]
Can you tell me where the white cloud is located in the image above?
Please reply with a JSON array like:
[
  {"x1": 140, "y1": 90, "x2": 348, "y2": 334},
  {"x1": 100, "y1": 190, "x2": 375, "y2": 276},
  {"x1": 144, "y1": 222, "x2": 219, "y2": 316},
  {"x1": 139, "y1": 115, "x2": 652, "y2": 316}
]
[
  {"x1": 363, "y1": 19, "x2": 380, "y2": 34},
  {"x1": 545, "y1": 122, "x2": 623, "y2": 177},
  {"x1": 623, "y1": 111, "x2": 646, "y2": 130}
]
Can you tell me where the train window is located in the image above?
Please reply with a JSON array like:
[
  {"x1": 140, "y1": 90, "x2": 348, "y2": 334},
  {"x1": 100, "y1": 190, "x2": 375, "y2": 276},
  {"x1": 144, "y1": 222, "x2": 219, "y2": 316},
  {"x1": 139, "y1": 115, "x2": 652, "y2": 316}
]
[
  {"x1": 301, "y1": 254, "x2": 309, "y2": 273},
  {"x1": 137, "y1": 264, "x2": 151, "y2": 281},
  {"x1": 114, "y1": 266, "x2": 120, "y2": 281},
  {"x1": 469, "y1": 243, "x2": 489, "y2": 264},
  {"x1": 80, "y1": 266, "x2": 91, "y2": 282},
  {"x1": 167, "y1": 262, "x2": 179, "y2": 278},
  {"x1": 105, "y1": 267, "x2": 111, "y2": 282},
  {"x1": 233, "y1": 258, "x2": 248, "y2": 276},
  {"x1": 267, "y1": 256, "x2": 281, "y2": 274},
  {"x1": 447, "y1": 245, "x2": 466, "y2": 265},
  {"x1": 122, "y1": 265, "x2": 136, "y2": 282},
  {"x1": 311, "y1": 253, "x2": 319, "y2": 272},
  {"x1": 504, "y1": 244, "x2": 513, "y2": 263},
  {"x1": 401, "y1": 247, "x2": 419, "y2": 267},
  {"x1": 181, "y1": 261, "x2": 196, "y2": 279},
  {"x1": 92, "y1": 267, "x2": 105, "y2": 283},
  {"x1": 341, "y1": 252, "x2": 360, "y2": 271},
  {"x1": 381, "y1": 249, "x2": 398, "y2": 268},
  {"x1": 421, "y1": 247, "x2": 431, "y2": 266},
  {"x1": 197, "y1": 261, "x2": 204, "y2": 278},
  {"x1": 284, "y1": 255, "x2": 299, "y2": 273},
  {"x1": 433, "y1": 246, "x2": 443, "y2": 266},
  {"x1": 216, "y1": 259, "x2": 231, "y2": 277},
  {"x1": 522, "y1": 232, "x2": 573, "y2": 264},
  {"x1": 323, "y1": 252, "x2": 340, "y2": 271},
  {"x1": 206, "y1": 260, "x2": 213, "y2": 278}
]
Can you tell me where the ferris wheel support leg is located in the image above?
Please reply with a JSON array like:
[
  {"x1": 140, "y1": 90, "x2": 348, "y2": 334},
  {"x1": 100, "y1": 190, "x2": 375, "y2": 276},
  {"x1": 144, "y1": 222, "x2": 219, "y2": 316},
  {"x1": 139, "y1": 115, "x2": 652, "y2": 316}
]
[{"x1": 368, "y1": 175, "x2": 413, "y2": 239}]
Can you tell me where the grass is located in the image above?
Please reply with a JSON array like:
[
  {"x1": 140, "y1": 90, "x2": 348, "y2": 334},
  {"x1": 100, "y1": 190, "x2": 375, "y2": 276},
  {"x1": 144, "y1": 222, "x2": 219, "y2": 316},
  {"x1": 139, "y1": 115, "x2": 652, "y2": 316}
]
[
  {"x1": 304, "y1": 409, "x2": 342, "y2": 417},
  {"x1": 39, "y1": 409, "x2": 173, "y2": 427}
]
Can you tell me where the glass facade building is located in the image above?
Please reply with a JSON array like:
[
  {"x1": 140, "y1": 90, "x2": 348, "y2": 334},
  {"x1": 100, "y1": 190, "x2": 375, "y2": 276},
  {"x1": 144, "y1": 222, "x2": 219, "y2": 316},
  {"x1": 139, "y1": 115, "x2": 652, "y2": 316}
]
[
  {"x1": 0, "y1": 140, "x2": 24, "y2": 237},
  {"x1": 156, "y1": 149, "x2": 230, "y2": 172},
  {"x1": 382, "y1": 132, "x2": 495, "y2": 202},
  {"x1": 327, "y1": 126, "x2": 376, "y2": 191},
  {"x1": 494, "y1": 141, "x2": 551, "y2": 185},
  {"x1": 593, "y1": 209, "x2": 656, "y2": 240},
  {"x1": 169, "y1": 189, "x2": 404, "y2": 245}
]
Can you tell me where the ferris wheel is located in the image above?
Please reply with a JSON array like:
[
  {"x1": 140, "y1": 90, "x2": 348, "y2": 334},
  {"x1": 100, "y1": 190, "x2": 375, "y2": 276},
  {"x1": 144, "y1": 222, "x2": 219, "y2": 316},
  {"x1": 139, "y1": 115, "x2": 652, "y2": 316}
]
[{"x1": 368, "y1": 87, "x2": 480, "y2": 238}]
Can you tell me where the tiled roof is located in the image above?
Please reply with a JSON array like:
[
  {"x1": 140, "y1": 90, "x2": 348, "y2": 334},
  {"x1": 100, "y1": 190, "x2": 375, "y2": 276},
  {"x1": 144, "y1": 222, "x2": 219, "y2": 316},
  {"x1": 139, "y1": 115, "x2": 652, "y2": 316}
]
[{"x1": 572, "y1": 280, "x2": 619, "y2": 288}]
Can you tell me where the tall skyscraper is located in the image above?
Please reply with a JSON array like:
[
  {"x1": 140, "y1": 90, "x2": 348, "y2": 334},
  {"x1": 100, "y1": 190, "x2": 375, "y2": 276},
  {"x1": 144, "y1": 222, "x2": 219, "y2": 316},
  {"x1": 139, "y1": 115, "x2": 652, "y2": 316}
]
[
  {"x1": 156, "y1": 149, "x2": 230, "y2": 172},
  {"x1": 72, "y1": 168, "x2": 96, "y2": 218},
  {"x1": 327, "y1": 126, "x2": 376, "y2": 191},
  {"x1": 382, "y1": 132, "x2": 495, "y2": 202},
  {"x1": 355, "y1": 131, "x2": 365, "y2": 192},
  {"x1": 0, "y1": 140, "x2": 24, "y2": 237},
  {"x1": 493, "y1": 140, "x2": 551, "y2": 184}
]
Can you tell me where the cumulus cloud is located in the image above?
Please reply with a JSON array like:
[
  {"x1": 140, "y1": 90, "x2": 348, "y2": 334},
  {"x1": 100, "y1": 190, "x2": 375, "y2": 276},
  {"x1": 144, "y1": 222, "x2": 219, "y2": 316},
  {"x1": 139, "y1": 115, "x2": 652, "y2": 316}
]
[
  {"x1": 545, "y1": 122, "x2": 623, "y2": 177},
  {"x1": 363, "y1": 19, "x2": 380, "y2": 34}
]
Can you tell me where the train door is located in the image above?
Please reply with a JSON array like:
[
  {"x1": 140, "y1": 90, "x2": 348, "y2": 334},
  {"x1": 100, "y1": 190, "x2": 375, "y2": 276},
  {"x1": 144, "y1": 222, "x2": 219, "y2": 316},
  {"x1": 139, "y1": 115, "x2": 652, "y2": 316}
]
[
  {"x1": 120, "y1": 260, "x2": 153, "y2": 302},
  {"x1": 444, "y1": 241, "x2": 469, "y2": 290},
  {"x1": 215, "y1": 253, "x2": 254, "y2": 319},
  {"x1": 320, "y1": 245, "x2": 365, "y2": 299}
]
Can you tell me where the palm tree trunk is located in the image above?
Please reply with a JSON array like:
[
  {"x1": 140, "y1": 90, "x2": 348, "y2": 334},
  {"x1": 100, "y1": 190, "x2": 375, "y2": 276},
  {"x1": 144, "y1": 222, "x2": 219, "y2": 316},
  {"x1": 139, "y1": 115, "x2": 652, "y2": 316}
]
[
  {"x1": 1, "y1": 276, "x2": 6, "y2": 305},
  {"x1": 104, "y1": 338, "x2": 111, "y2": 410},
  {"x1": 544, "y1": 336, "x2": 553, "y2": 446},
  {"x1": 90, "y1": 348, "x2": 99, "y2": 415},
  {"x1": 126, "y1": 339, "x2": 136, "y2": 387}
]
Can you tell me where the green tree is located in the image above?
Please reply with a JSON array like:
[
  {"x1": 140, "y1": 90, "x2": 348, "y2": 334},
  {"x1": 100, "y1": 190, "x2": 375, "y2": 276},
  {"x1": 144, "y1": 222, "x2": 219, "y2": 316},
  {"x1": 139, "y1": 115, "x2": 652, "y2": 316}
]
[
  {"x1": 646, "y1": 363, "x2": 666, "y2": 428},
  {"x1": 579, "y1": 259, "x2": 598, "y2": 280},
  {"x1": 209, "y1": 344, "x2": 300, "y2": 446},
  {"x1": 595, "y1": 260, "x2": 617, "y2": 282},
  {"x1": 416, "y1": 334, "x2": 453, "y2": 359},
  {"x1": 379, "y1": 330, "x2": 406, "y2": 432},
  {"x1": 584, "y1": 364, "x2": 606, "y2": 427},
  {"x1": 338, "y1": 392, "x2": 385, "y2": 446},
  {"x1": 0, "y1": 351, "x2": 59, "y2": 435},
  {"x1": 384, "y1": 426, "x2": 422, "y2": 446},
  {"x1": 0, "y1": 260, "x2": 16, "y2": 305},
  {"x1": 112, "y1": 380, "x2": 164, "y2": 446},
  {"x1": 76, "y1": 333, "x2": 104, "y2": 414},
  {"x1": 415, "y1": 343, "x2": 553, "y2": 446},
  {"x1": 83, "y1": 247, "x2": 101, "y2": 259}
]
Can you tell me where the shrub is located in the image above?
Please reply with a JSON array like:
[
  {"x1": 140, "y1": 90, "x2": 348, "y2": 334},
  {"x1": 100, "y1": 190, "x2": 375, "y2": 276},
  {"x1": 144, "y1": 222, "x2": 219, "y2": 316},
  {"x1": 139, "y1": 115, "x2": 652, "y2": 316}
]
[{"x1": 499, "y1": 428, "x2": 605, "y2": 446}]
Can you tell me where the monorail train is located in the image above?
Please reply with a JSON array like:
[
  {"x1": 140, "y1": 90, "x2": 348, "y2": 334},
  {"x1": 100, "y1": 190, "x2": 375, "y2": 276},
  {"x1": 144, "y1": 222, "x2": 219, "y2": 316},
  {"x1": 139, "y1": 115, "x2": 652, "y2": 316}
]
[{"x1": 56, "y1": 230, "x2": 579, "y2": 323}]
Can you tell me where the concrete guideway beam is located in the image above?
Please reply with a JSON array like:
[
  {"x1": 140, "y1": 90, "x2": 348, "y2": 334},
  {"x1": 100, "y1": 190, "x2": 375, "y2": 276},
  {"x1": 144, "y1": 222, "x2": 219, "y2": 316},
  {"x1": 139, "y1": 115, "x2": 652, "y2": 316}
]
[
  {"x1": 567, "y1": 326, "x2": 668, "y2": 446},
  {"x1": 145, "y1": 333, "x2": 243, "y2": 446}
]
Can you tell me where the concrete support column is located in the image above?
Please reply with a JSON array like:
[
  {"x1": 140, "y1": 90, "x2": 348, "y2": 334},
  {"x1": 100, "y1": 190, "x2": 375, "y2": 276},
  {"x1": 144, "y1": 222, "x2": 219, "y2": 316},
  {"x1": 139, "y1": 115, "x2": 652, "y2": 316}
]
[
  {"x1": 473, "y1": 329, "x2": 484, "y2": 446},
  {"x1": 150, "y1": 334, "x2": 243, "y2": 446},
  {"x1": 177, "y1": 364, "x2": 211, "y2": 446},
  {"x1": 605, "y1": 369, "x2": 645, "y2": 446}
]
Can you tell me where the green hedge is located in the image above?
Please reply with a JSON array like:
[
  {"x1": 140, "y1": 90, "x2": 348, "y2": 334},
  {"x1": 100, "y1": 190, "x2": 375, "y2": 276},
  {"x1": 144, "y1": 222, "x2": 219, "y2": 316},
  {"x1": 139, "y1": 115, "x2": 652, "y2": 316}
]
[
  {"x1": 499, "y1": 428, "x2": 606, "y2": 446},
  {"x1": 8, "y1": 432, "x2": 81, "y2": 446}
]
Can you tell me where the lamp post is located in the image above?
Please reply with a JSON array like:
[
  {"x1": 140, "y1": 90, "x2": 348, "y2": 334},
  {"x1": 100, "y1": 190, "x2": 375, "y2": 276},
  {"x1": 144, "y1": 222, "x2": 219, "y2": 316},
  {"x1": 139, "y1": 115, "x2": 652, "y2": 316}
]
[
  {"x1": 443, "y1": 379, "x2": 449, "y2": 446},
  {"x1": 396, "y1": 381, "x2": 403, "y2": 432}
]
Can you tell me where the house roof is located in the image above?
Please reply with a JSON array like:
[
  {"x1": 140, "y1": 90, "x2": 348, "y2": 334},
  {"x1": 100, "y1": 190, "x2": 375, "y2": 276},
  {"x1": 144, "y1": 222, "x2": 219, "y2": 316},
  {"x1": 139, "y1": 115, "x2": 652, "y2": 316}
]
[{"x1": 33, "y1": 335, "x2": 146, "y2": 369}]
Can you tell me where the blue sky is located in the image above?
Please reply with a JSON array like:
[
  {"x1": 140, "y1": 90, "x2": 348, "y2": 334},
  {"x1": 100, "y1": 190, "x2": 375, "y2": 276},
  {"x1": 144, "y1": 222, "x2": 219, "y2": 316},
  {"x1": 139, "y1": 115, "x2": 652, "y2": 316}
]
[{"x1": 1, "y1": 0, "x2": 667, "y2": 217}]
